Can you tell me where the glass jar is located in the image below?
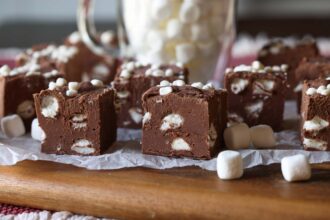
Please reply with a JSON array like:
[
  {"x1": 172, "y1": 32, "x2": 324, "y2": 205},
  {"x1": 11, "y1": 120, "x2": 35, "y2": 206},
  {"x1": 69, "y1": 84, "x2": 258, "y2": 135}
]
[{"x1": 78, "y1": 0, "x2": 236, "y2": 83}]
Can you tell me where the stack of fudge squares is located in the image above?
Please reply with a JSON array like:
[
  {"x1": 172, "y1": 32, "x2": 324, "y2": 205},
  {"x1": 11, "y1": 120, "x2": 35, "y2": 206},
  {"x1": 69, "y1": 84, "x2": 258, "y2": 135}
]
[{"x1": 1, "y1": 34, "x2": 330, "y2": 159}]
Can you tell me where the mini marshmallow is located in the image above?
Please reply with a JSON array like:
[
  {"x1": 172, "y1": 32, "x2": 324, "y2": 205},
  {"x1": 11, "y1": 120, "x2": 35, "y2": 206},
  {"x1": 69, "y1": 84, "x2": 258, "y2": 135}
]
[
  {"x1": 66, "y1": 89, "x2": 78, "y2": 97},
  {"x1": 152, "y1": 69, "x2": 165, "y2": 77},
  {"x1": 202, "y1": 83, "x2": 214, "y2": 90},
  {"x1": 126, "y1": 62, "x2": 136, "y2": 72},
  {"x1": 31, "y1": 118, "x2": 46, "y2": 141},
  {"x1": 191, "y1": 82, "x2": 204, "y2": 89},
  {"x1": 145, "y1": 69, "x2": 153, "y2": 76},
  {"x1": 176, "y1": 43, "x2": 196, "y2": 63},
  {"x1": 1, "y1": 114, "x2": 26, "y2": 138},
  {"x1": 55, "y1": 78, "x2": 67, "y2": 87},
  {"x1": 120, "y1": 69, "x2": 131, "y2": 79},
  {"x1": 224, "y1": 123, "x2": 251, "y2": 149},
  {"x1": 151, "y1": 0, "x2": 172, "y2": 21},
  {"x1": 48, "y1": 82, "x2": 57, "y2": 90},
  {"x1": 172, "y1": 80, "x2": 185, "y2": 86},
  {"x1": 68, "y1": 82, "x2": 79, "y2": 91},
  {"x1": 165, "y1": 69, "x2": 174, "y2": 77},
  {"x1": 306, "y1": 88, "x2": 316, "y2": 96},
  {"x1": 90, "y1": 79, "x2": 104, "y2": 87},
  {"x1": 0, "y1": 65, "x2": 11, "y2": 76},
  {"x1": 251, "y1": 61, "x2": 264, "y2": 70},
  {"x1": 231, "y1": 78, "x2": 249, "y2": 94},
  {"x1": 217, "y1": 151, "x2": 244, "y2": 180},
  {"x1": 281, "y1": 154, "x2": 311, "y2": 182},
  {"x1": 166, "y1": 19, "x2": 184, "y2": 39},
  {"x1": 159, "y1": 86, "x2": 173, "y2": 96},
  {"x1": 250, "y1": 125, "x2": 276, "y2": 148},
  {"x1": 100, "y1": 31, "x2": 115, "y2": 46},
  {"x1": 68, "y1": 32, "x2": 81, "y2": 44},
  {"x1": 176, "y1": 62, "x2": 184, "y2": 68},
  {"x1": 160, "y1": 80, "x2": 171, "y2": 87},
  {"x1": 191, "y1": 23, "x2": 210, "y2": 42},
  {"x1": 303, "y1": 116, "x2": 329, "y2": 132},
  {"x1": 234, "y1": 65, "x2": 252, "y2": 72},
  {"x1": 179, "y1": 2, "x2": 201, "y2": 23},
  {"x1": 147, "y1": 30, "x2": 166, "y2": 52}
]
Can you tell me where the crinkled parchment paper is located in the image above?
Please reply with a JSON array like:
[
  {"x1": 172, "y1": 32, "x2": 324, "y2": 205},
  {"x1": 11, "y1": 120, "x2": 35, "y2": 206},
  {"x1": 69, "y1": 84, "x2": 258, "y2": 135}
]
[{"x1": 0, "y1": 102, "x2": 329, "y2": 171}]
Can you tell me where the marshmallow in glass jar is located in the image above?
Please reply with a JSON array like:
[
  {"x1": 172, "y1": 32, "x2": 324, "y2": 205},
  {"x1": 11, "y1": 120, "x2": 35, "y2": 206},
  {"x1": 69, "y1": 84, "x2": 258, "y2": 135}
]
[{"x1": 78, "y1": 0, "x2": 235, "y2": 83}]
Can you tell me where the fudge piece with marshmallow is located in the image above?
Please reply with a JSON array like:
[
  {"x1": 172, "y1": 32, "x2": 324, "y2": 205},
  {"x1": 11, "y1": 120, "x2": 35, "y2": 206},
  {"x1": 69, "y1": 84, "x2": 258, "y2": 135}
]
[
  {"x1": 141, "y1": 81, "x2": 227, "y2": 159},
  {"x1": 16, "y1": 44, "x2": 84, "y2": 82},
  {"x1": 33, "y1": 80, "x2": 117, "y2": 155},
  {"x1": 64, "y1": 32, "x2": 119, "y2": 83},
  {"x1": 301, "y1": 78, "x2": 330, "y2": 151},
  {"x1": 257, "y1": 39, "x2": 319, "y2": 99},
  {"x1": 113, "y1": 61, "x2": 189, "y2": 129},
  {"x1": 224, "y1": 61, "x2": 288, "y2": 131},
  {"x1": 0, "y1": 65, "x2": 61, "y2": 130},
  {"x1": 295, "y1": 57, "x2": 330, "y2": 111}
]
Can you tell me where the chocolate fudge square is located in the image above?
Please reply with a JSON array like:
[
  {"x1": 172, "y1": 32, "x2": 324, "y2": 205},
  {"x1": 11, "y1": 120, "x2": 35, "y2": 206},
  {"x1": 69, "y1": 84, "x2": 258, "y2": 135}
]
[
  {"x1": 224, "y1": 61, "x2": 288, "y2": 131},
  {"x1": 0, "y1": 64, "x2": 61, "y2": 130},
  {"x1": 301, "y1": 78, "x2": 330, "y2": 151},
  {"x1": 64, "y1": 32, "x2": 119, "y2": 84},
  {"x1": 258, "y1": 39, "x2": 319, "y2": 99},
  {"x1": 34, "y1": 80, "x2": 117, "y2": 155},
  {"x1": 295, "y1": 57, "x2": 330, "y2": 112},
  {"x1": 141, "y1": 81, "x2": 227, "y2": 160},
  {"x1": 113, "y1": 61, "x2": 189, "y2": 129},
  {"x1": 16, "y1": 44, "x2": 84, "y2": 82}
]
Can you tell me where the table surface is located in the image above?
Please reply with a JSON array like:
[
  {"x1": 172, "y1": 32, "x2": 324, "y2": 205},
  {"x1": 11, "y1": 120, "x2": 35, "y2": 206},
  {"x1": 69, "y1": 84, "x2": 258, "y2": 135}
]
[{"x1": 0, "y1": 160, "x2": 329, "y2": 220}]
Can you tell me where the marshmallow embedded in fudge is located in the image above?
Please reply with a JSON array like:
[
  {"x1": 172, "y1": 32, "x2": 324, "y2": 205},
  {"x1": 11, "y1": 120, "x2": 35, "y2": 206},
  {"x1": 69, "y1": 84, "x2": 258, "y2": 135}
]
[
  {"x1": 113, "y1": 62, "x2": 189, "y2": 129},
  {"x1": 142, "y1": 81, "x2": 227, "y2": 159},
  {"x1": 34, "y1": 80, "x2": 117, "y2": 155},
  {"x1": 31, "y1": 118, "x2": 46, "y2": 141},
  {"x1": 301, "y1": 78, "x2": 330, "y2": 151},
  {"x1": 1, "y1": 114, "x2": 26, "y2": 138},
  {"x1": 217, "y1": 151, "x2": 244, "y2": 180},
  {"x1": 224, "y1": 61, "x2": 287, "y2": 131},
  {"x1": 250, "y1": 125, "x2": 276, "y2": 148},
  {"x1": 224, "y1": 123, "x2": 250, "y2": 149},
  {"x1": 281, "y1": 154, "x2": 311, "y2": 182},
  {"x1": 257, "y1": 39, "x2": 319, "y2": 99}
]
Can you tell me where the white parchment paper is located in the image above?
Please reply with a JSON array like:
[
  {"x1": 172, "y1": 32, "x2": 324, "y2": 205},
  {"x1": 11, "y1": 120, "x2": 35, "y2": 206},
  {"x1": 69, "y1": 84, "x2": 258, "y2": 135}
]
[{"x1": 0, "y1": 101, "x2": 329, "y2": 171}]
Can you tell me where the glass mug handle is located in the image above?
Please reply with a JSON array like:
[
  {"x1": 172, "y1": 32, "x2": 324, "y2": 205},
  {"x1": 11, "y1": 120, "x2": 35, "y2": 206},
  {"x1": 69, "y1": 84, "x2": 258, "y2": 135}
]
[{"x1": 77, "y1": 0, "x2": 124, "y2": 56}]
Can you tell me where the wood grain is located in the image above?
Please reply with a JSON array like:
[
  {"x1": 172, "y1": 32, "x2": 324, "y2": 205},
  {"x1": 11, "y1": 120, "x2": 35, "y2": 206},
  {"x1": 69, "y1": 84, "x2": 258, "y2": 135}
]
[{"x1": 0, "y1": 161, "x2": 329, "y2": 220}]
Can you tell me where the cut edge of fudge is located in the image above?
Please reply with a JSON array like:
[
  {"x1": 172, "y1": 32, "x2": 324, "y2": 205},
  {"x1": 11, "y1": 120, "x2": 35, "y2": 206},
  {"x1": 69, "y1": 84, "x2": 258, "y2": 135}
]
[
  {"x1": 301, "y1": 78, "x2": 330, "y2": 151},
  {"x1": 33, "y1": 78, "x2": 117, "y2": 156},
  {"x1": 141, "y1": 80, "x2": 227, "y2": 160}
]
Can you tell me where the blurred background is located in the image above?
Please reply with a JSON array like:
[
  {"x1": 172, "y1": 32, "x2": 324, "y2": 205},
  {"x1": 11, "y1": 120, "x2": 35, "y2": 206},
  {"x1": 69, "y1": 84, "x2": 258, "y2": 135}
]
[{"x1": 1, "y1": 0, "x2": 330, "y2": 48}]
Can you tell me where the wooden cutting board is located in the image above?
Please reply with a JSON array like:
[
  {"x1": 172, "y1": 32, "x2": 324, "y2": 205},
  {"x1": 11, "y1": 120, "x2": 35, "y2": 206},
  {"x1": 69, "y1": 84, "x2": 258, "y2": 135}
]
[{"x1": 0, "y1": 161, "x2": 329, "y2": 220}]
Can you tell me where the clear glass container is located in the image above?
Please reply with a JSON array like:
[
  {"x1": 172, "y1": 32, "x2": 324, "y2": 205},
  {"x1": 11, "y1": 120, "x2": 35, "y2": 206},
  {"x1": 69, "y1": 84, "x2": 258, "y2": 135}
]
[{"x1": 78, "y1": 0, "x2": 236, "y2": 83}]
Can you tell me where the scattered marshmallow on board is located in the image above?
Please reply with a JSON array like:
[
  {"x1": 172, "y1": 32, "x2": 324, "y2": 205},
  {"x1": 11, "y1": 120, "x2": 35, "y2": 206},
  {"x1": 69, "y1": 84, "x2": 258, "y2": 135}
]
[
  {"x1": 217, "y1": 150, "x2": 244, "y2": 180},
  {"x1": 31, "y1": 118, "x2": 46, "y2": 142},
  {"x1": 1, "y1": 114, "x2": 26, "y2": 138},
  {"x1": 224, "y1": 123, "x2": 251, "y2": 149},
  {"x1": 250, "y1": 125, "x2": 276, "y2": 148},
  {"x1": 281, "y1": 154, "x2": 311, "y2": 182}
]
